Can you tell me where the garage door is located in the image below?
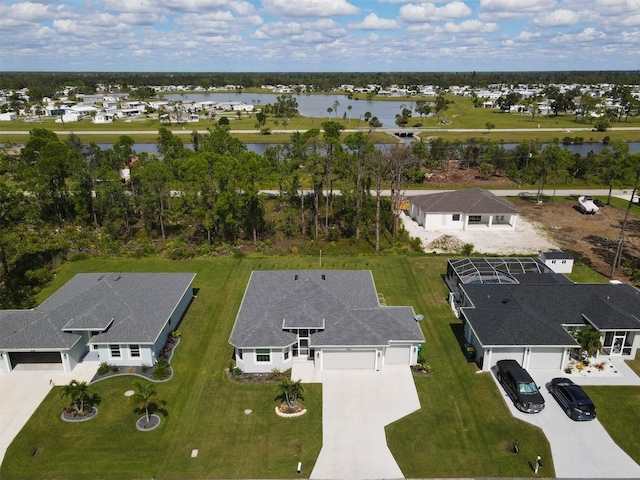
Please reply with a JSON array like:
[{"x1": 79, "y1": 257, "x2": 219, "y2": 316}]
[
  {"x1": 9, "y1": 351, "x2": 62, "y2": 368},
  {"x1": 322, "y1": 350, "x2": 376, "y2": 369},
  {"x1": 488, "y1": 347, "x2": 526, "y2": 369},
  {"x1": 529, "y1": 347, "x2": 564, "y2": 369},
  {"x1": 385, "y1": 345, "x2": 411, "y2": 365}
]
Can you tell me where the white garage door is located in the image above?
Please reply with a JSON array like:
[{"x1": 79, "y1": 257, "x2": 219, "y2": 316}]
[
  {"x1": 385, "y1": 345, "x2": 411, "y2": 365},
  {"x1": 488, "y1": 347, "x2": 526, "y2": 368},
  {"x1": 529, "y1": 347, "x2": 564, "y2": 369},
  {"x1": 322, "y1": 349, "x2": 376, "y2": 369}
]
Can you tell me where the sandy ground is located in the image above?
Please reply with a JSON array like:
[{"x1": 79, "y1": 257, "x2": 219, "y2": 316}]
[{"x1": 400, "y1": 212, "x2": 560, "y2": 255}]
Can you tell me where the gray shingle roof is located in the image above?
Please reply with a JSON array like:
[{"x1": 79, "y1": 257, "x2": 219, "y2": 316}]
[
  {"x1": 461, "y1": 282, "x2": 640, "y2": 347},
  {"x1": 229, "y1": 270, "x2": 424, "y2": 348},
  {"x1": 0, "y1": 273, "x2": 195, "y2": 350},
  {"x1": 410, "y1": 188, "x2": 518, "y2": 214}
]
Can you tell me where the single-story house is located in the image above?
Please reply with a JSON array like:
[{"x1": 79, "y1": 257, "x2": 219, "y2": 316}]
[
  {"x1": 539, "y1": 250, "x2": 574, "y2": 274},
  {"x1": 229, "y1": 270, "x2": 424, "y2": 373},
  {"x1": 0, "y1": 273, "x2": 195, "y2": 374},
  {"x1": 446, "y1": 258, "x2": 640, "y2": 371},
  {"x1": 408, "y1": 188, "x2": 518, "y2": 231},
  {"x1": 0, "y1": 112, "x2": 17, "y2": 121}
]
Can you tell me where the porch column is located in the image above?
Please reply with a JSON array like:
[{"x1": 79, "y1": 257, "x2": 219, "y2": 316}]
[
  {"x1": 511, "y1": 215, "x2": 518, "y2": 230},
  {"x1": 488, "y1": 215, "x2": 493, "y2": 227},
  {"x1": 463, "y1": 214, "x2": 469, "y2": 231}
]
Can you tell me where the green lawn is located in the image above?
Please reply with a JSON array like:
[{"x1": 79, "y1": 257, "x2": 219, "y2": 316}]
[
  {"x1": 3, "y1": 256, "x2": 638, "y2": 478},
  {"x1": 584, "y1": 383, "x2": 640, "y2": 466}
]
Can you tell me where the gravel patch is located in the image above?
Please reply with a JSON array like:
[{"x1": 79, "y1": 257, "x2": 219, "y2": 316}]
[{"x1": 400, "y1": 212, "x2": 559, "y2": 255}]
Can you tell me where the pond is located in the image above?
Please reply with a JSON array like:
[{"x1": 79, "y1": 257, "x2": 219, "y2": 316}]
[{"x1": 164, "y1": 92, "x2": 419, "y2": 129}]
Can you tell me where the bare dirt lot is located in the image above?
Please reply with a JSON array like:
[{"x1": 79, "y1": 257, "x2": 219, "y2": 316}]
[{"x1": 515, "y1": 197, "x2": 640, "y2": 281}]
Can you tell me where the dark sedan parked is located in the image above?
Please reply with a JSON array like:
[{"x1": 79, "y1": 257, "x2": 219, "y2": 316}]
[{"x1": 547, "y1": 377, "x2": 597, "y2": 421}]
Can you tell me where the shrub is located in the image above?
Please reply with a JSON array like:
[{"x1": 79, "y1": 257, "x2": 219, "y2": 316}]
[
  {"x1": 233, "y1": 367, "x2": 242, "y2": 376},
  {"x1": 97, "y1": 362, "x2": 109, "y2": 375},
  {"x1": 109, "y1": 364, "x2": 119, "y2": 373},
  {"x1": 461, "y1": 243, "x2": 474, "y2": 255},
  {"x1": 152, "y1": 362, "x2": 170, "y2": 380}
]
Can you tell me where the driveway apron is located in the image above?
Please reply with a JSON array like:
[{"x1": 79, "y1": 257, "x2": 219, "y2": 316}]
[
  {"x1": 0, "y1": 359, "x2": 98, "y2": 468},
  {"x1": 311, "y1": 365, "x2": 420, "y2": 480},
  {"x1": 494, "y1": 367, "x2": 640, "y2": 479}
]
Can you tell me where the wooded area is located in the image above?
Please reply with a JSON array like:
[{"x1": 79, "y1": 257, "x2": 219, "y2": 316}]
[
  {"x1": 2, "y1": 71, "x2": 640, "y2": 98},
  {"x1": 1, "y1": 122, "x2": 639, "y2": 308}
]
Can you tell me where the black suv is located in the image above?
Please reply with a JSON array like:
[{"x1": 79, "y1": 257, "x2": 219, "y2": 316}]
[
  {"x1": 547, "y1": 377, "x2": 596, "y2": 421},
  {"x1": 496, "y1": 360, "x2": 545, "y2": 413}
]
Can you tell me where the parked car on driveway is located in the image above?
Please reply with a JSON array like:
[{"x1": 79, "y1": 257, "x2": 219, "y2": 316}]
[
  {"x1": 496, "y1": 359, "x2": 545, "y2": 413},
  {"x1": 547, "y1": 377, "x2": 596, "y2": 421}
]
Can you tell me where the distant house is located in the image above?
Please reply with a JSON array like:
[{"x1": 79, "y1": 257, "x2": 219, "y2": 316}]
[
  {"x1": 539, "y1": 251, "x2": 574, "y2": 274},
  {"x1": 93, "y1": 112, "x2": 115, "y2": 124},
  {"x1": 0, "y1": 273, "x2": 195, "y2": 374},
  {"x1": 408, "y1": 188, "x2": 518, "y2": 231},
  {"x1": 0, "y1": 112, "x2": 17, "y2": 121},
  {"x1": 445, "y1": 258, "x2": 640, "y2": 372},
  {"x1": 229, "y1": 271, "x2": 424, "y2": 373}
]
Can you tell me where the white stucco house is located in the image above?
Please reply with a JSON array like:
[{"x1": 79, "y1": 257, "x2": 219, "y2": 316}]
[
  {"x1": 408, "y1": 188, "x2": 518, "y2": 231},
  {"x1": 0, "y1": 112, "x2": 17, "y2": 121},
  {"x1": 229, "y1": 270, "x2": 425, "y2": 373},
  {"x1": 445, "y1": 258, "x2": 640, "y2": 372},
  {"x1": 0, "y1": 273, "x2": 196, "y2": 374}
]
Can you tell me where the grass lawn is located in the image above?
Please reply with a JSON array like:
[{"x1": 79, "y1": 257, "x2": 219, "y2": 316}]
[
  {"x1": 583, "y1": 383, "x2": 640, "y2": 466},
  {"x1": 4, "y1": 255, "x2": 638, "y2": 478}
]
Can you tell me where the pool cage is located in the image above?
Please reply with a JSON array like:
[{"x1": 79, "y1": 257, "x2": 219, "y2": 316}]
[{"x1": 446, "y1": 257, "x2": 551, "y2": 307}]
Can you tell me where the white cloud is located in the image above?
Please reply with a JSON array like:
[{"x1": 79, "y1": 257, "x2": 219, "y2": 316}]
[
  {"x1": 532, "y1": 9, "x2": 580, "y2": 27},
  {"x1": 253, "y1": 18, "x2": 345, "y2": 41},
  {"x1": 479, "y1": 0, "x2": 556, "y2": 20},
  {"x1": 349, "y1": 13, "x2": 400, "y2": 30},
  {"x1": 502, "y1": 30, "x2": 542, "y2": 45},
  {"x1": 118, "y1": 13, "x2": 166, "y2": 26},
  {"x1": 549, "y1": 27, "x2": 606, "y2": 43},
  {"x1": 262, "y1": 0, "x2": 359, "y2": 18},
  {"x1": 399, "y1": 2, "x2": 472, "y2": 23},
  {"x1": 437, "y1": 19, "x2": 499, "y2": 33}
]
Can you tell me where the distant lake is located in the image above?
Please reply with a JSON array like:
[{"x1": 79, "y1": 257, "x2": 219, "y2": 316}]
[
  {"x1": 163, "y1": 92, "x2": 421, "y2": 129},
  {"x1": 100, "y1": 141, "x2": 640, "y2": 157}
]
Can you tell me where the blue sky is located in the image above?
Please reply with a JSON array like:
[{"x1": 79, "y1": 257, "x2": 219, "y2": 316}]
[{"x1": 1, "y1": 0, "x2": 639, "y2": 72}]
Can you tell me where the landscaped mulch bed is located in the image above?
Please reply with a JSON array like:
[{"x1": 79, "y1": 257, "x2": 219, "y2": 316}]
[
  {"x1": 91, "y1": 337, "x2": 180, "y2": 383},
  {"x1": 225, "y1": 369, "x2": 290, "y2": 384},
  {"x1": 61, "y1": 407, "x2": 98, "y2": 422},
  {"x1": 136, "y1": 414, "x2": 161, "y2": 431}
]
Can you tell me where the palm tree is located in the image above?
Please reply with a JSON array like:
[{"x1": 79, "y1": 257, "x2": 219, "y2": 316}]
[
  {"x1": 575, "y1": 327, "x2": 603, "y2": 360},
  {"x1": 129, "y1": 381, "x2": 163, "y2": 422},
  {"x1": 275, "y1": 379, "x2": 305, "y2": 410},
  {"x1": 60, "y1": 380, "x2": 89, "y2": 415}
]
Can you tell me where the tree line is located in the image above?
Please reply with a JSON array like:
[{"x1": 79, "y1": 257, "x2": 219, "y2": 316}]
[
  {"x1": 3, "y1": 71, "x2": 640, "y2": 97},
  {"x1": 1, "y1": 125, "x2": 639, "y2": 308}
]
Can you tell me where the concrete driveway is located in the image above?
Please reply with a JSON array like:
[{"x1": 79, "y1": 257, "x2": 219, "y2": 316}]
[
  {"x1": 492, "y1": 362, "x2": 640, "y2": 479},
  {"x1": 310, "y1": 366, "x2": 420, "y2": 480},
  {"x1": 0, "y1": 359, "x2": 98, "y2": 468}
]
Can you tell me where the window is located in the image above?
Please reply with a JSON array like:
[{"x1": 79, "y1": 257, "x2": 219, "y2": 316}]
[
  {"x1": 468, "y1": 215, "x2": 481, "y2": 223},
  {"x1": 130, "y1": 345, "x2": 140, "y2": 358},
  {"x1": 256, "y1": 349, "x2": 270, "y2": 362},
  {"x1": 237, "y1": 348, "x2": 243, "y2": 360},
  {"x1": 284, "y1": 347, "x2": 290, "y2": 360},
  {"x1": 109, "y1": 344, "x2": 121, "y2": 358},
  {"x1": 551, "y1": 260, "x2": 557, "y2": 264},
  {"x1": 452, "y1": 214, "x2": 461, "y2": 221}
]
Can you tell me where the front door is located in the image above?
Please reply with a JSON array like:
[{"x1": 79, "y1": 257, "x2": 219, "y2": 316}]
[
  {"x1": 297, "y1": 329, "x2": 310, "y2": 358},
  {"x1": 604, "y1": 331, "x2": 627, "y2": 355}
]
